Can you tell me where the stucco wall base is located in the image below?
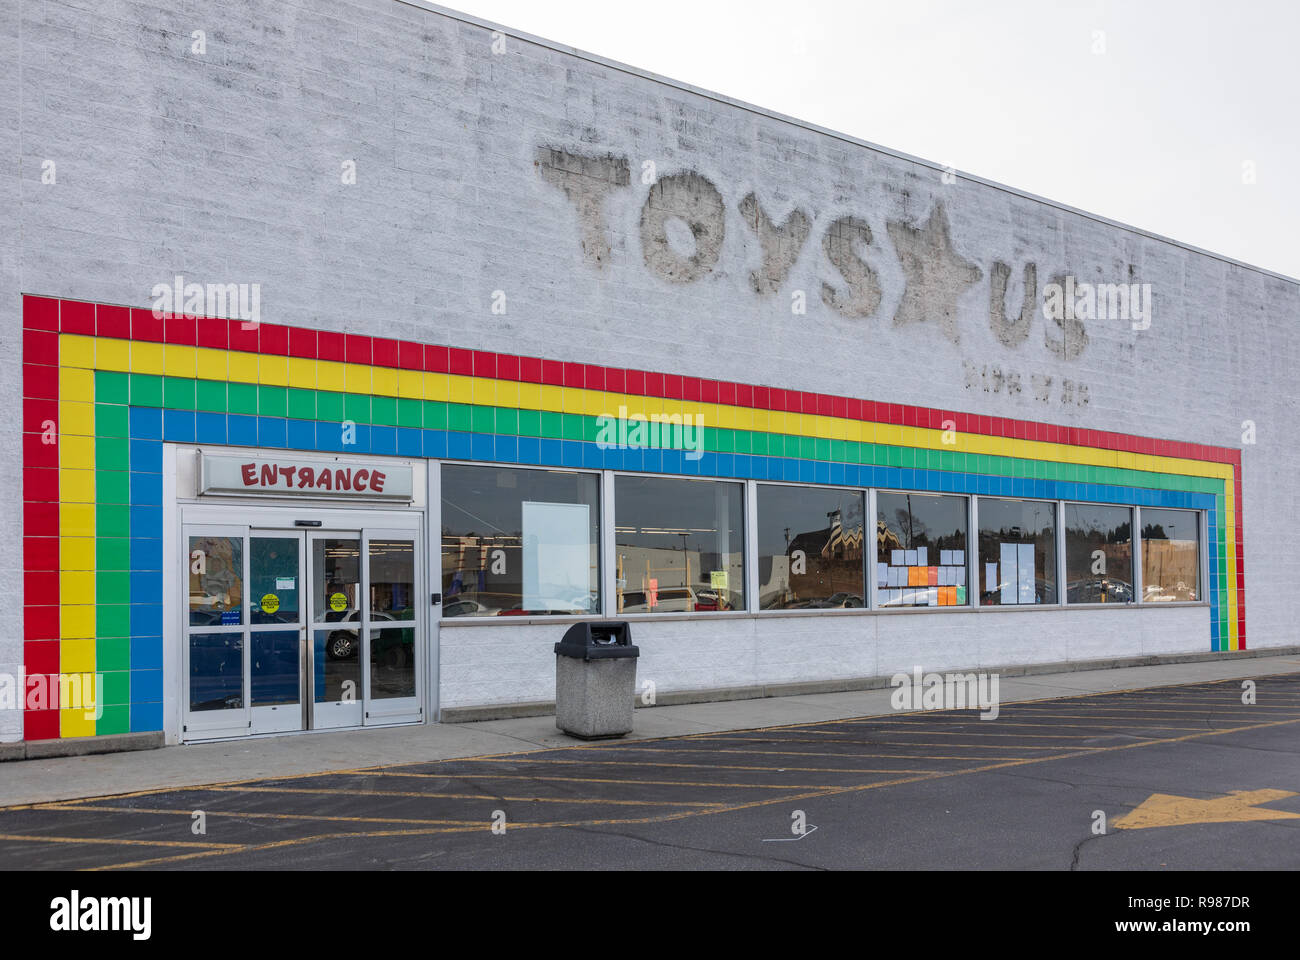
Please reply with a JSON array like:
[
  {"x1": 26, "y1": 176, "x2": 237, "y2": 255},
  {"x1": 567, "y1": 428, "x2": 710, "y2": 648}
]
[
  {"x1": 438, "y1": 643, "x2": 1300, "y2": 723},
  {"x1": 439, "y1": 606, "x2": 1234, "y2": 709}
]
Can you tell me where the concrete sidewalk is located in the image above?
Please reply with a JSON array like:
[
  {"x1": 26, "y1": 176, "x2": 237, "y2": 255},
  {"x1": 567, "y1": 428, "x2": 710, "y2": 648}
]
[{"x1": 3, "y1": 652, "x2": 1299, "y2": 808}]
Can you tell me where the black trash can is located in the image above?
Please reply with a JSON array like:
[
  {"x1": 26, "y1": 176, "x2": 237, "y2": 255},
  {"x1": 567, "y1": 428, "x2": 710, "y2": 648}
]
[{"x1": 554, "y1": 622, "x2": 639, "y2": 739}]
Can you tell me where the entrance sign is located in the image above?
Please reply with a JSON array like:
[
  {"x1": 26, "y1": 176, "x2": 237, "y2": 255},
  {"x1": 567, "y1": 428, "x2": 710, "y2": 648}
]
[{"x1": 200, "y1": 454, "x2": 414, "y2": 501}]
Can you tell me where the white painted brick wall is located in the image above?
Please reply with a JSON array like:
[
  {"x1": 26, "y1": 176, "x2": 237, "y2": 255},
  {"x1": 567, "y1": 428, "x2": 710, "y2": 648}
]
[
  {"x1": 4, "y1": 0, "x2": 1295, "y2": 735},
  {"x1": 438, "y1": 609, "x2": 1207, "y2": 710}
]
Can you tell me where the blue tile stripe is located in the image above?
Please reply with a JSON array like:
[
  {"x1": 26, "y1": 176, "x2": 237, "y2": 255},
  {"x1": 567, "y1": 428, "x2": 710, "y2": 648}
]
[{"x1": 123, "y1": 413, "x2": 1223, "y2": 734}]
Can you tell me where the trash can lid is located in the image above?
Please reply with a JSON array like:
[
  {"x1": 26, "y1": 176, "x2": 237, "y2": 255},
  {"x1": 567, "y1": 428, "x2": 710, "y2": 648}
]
[{"x1": 554, "y1": 621, "x2": 639, "y2": 660}]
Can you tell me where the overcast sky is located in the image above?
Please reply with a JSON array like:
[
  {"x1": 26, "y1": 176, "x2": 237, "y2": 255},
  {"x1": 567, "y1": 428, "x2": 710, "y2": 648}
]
[{"x1": 432, "y1": 0, "x2": 1299, "y2": 279}]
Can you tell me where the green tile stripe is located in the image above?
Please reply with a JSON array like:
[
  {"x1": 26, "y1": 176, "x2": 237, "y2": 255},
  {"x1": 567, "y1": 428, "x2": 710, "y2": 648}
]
[
  {"x1": 93, "y1": 370, "x2": 1226, "y2": 496},
  {"x1": 1217, "y1": 493, "x2": 1229, "y2": 640},
  {"x1": 93, "y1": 392, "x2": 132, "y2": 736},
  {"x1": 92, "y1": 368, "x2": 1233, "y2": 639}
]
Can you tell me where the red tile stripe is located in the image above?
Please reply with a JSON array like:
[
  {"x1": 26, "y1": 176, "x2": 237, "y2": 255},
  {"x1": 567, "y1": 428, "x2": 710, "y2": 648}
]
[
  {"x1": 21, "y1": 295, "x2": 1247, "y2": 654},
  {"x1": 25, "y1": 296, "x2": 1237, "y2": 465}
]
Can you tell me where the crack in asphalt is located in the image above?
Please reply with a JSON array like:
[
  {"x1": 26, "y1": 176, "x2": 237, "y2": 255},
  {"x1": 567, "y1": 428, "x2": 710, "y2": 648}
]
[
  {"x1": 1069, "y1": 830, "x2": 1106, "y2": 871},
  {"x1": 559, "y1": 822, "x2": 829, "y2": 871}
]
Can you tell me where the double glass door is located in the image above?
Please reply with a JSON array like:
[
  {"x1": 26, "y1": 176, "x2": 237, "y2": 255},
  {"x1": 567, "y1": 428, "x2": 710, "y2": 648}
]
[{"x1": 183, "y1": 523, "x2": 421, "y2": 739}]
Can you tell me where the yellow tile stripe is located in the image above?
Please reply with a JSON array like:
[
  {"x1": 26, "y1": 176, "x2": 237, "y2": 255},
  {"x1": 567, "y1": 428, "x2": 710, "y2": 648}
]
[
  {"x1": 64, "y1": 334, "x2": 1236, "y2": 483},
  {"x1": 57, "y1": 349, "x2": 97, "y2": 737},
  {"x1": 59, "y1": 333, "x2": 1243, "y2": 651}
]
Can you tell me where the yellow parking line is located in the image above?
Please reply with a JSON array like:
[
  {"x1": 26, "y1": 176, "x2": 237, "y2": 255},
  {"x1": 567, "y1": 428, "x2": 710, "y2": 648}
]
[
  {"x1": 428, "y1": 755, "x2": 994, "y2": 772},
  {"x1": 808, "y1": 717, "x2": 1209, "y2": 731},
  {"x1": 364, "y1": 771, "x2": 843, "y2": 790},
  {"x1": 31, "y1": 805, "x2": 486, "y2": 827},
  {"x1": 744, "y1": 730, "x2": 1109, "y2": 740},
  {"x1": 998, "y1": 704, "x2": 1299, "y2": 715},
  {"x1": 887, "y1": 706, "x2": 1258, "y2": 718},
  {"x1": 538, "y1": 745, "x2": 1078, "y2": 761},
  {"x1": 195, "y1": 786, "x2": 723, "y2": 808},
  {"x1": 0, "y1": 833, "x2": 239, "y2": 849},
  {"x1": 7, "y1": 673, "x2": 1289, "y2": 817},
  {"x1": 77, "y1": 713, "x2": 1300, "y2": 871},
  {"x1": 1056, "y1": 699, "x2": 1300, "y2": 711},
  {"x1": 681, "y1": 741, "x2": 1093, "y2": 752}
]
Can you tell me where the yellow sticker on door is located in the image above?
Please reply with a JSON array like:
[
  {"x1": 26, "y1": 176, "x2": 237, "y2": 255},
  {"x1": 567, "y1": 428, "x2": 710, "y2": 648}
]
[
  {"x1": 261, "y1": 593, "x2": 280, "y2": 614},
  {"x1": 329, "y1": 592, "x2": 348, "y2": 612}
]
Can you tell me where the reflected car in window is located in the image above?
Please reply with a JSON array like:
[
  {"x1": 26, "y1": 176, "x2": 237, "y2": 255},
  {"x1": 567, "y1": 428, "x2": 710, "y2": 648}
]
[
  {"x1": 620, "y1": 587, "x2": 741, "y2": 613},
  {"x1": 496, "y1": 591, "x2": 600, "y2": 617},
  {"x1": 821, "y1": 592, "x2": 864, "y2": 608},
  {"x1": 1144, "y1": 582, "x2": 1196, "y2": 602},
  {"x1": 693, "y1": 589, "x2": 743, "y2": 611},
  {"x1": 325, "y1": 610, "x2": 401, "y2": 660},
  {"x1": 1065, "y1": 578, "x2": 1135, "y2": 604},
  {"x1": 620, "y1": 588, "x2": 694, "y2": 613},
  {"x1": 782, "y1": 592, "x2": 865, "y2": 609},
  {"x1": 443, "y1": 598, "x2": 493, "y2": 618}
]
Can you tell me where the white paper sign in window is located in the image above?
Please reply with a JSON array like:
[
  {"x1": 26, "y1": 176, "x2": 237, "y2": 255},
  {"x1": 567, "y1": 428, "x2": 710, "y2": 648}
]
[
  {"x1": 1018, "y1": 543, "x2": 1036, "y2": 604},
  {"x1": 1000, "y1": 543, "x2": 1018, "y2": 605},
  {"x1": 522, "y1": 501, "x2": 593, "y2": 613}
]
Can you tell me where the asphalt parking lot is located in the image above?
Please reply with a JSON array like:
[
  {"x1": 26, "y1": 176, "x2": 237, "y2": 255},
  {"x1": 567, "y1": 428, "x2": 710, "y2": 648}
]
[{"x1": 3, "y1": 672, "x2": 1299, "y2": 870}]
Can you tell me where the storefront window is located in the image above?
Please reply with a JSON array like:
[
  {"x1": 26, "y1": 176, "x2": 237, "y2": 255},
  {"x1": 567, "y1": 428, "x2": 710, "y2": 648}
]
[
  {"x1": 1141, "y1": 509, "x2": 1199, "y2": 602},
  {"x1": 1064, "y1": 504, "x2": 1133, "y2": 604},
  {"x1": 978, "y1": 498, "x2": 1057, "y2": 605},
  {"x1": 615, "y1": 476, "x2": 745, "y2": 613},
  {"x1": 441, "y1": 465, "x2": 600, "y2": 617},
  {"x1": 188, "y1": 535, "x2": 244, "y2": 626},
  {"x1": 876, "y1": 492, "x2": 969, "y2": 607},
  {"x1": 369, "y1": 538, "x2": 417, "y2": 699},
  {"x1": 757, "y1": 485, "x2": 865, "y2": 610}
]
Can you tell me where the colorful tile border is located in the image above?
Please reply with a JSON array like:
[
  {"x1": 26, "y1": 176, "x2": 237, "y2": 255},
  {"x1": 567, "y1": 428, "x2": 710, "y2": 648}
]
[{"x1": 19, "y1": 295, "x2": 1247, "y2": 740}]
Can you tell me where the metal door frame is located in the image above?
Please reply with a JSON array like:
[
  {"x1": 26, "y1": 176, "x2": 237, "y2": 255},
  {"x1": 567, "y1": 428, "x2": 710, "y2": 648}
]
[
  {"x1": 248, "y1": 530, "x2": 307, "y2": 735},
  {"x1": 178, "y1": 503, "x2": 426, "y2": 741},
  {"x1": 181, "y1": 522, "x2": 252, "y2": 739},
  {"x1": 306, "y1": 528, "x2": 364, "y2": 731},
  {"x1": 363, "y1": 527, "x2": 424, "y2": 724}
]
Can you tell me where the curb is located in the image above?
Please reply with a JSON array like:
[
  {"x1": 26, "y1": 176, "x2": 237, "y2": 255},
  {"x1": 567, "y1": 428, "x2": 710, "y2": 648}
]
[{"x1": 0, "y1": 731, "x2": 164, "y2": 762}]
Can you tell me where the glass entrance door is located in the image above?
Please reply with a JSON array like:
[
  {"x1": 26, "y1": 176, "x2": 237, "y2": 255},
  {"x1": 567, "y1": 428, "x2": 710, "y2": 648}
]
[
  {"x1": 184, "y1": 526, "x2": 250, "y2": 738},
  {"x1": 182, "y1": 516, "x2": 423, "y2": 740},
  {"x1": 249, "y1": 534, "x2": 306, "y2": 734},
  {"x1": 309, "y1": 533, "x2": 365, "y2": 729},
  {"x1": 364, "y1": 531, "x2": 421, "y2": 723}
]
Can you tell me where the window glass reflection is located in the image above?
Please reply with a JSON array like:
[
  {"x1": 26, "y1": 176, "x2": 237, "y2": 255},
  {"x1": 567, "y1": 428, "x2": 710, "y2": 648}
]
[
  {"x1": 1064, "y1": 504, "x2": 1133, "y2": 603},
  {"x1": 370, "y1": 539, "x2": 415, "y2": 618},
  {"x1": 189, "y1": 632, "x2": 242, "y2": 711},
  {"x1": 1142, "y1": 509, "x2": 1199, "y2": 602},
  {"x1": 441, "y1": 466, "x2": 600, "y2": 617},
  {"x1": 370, "y1": 628, "x2": 416, "y2": 700},
  {"x1": 314, "y1": 628, "x2": 361, "y2": 702},
  {"x1": 615, "y1": 477, "x2": 745, "y2": 613},
  {"x1": 251, "y1": 537, "x2": 299, "y2": 624},
  {"x1": 876, "y1": 493, "x2": 969, "y2": 607},
  {"x1": 757, "y1": 485, "x2": 864, "y2": 609},
  {"x1": 188, "y1": 536, "x2": 243, "y2": 626},
  {"x1": 251, "y1": 630, "x2": 299, "y2": 706},
  {"x1": 978, "y1": 499, "x2": 1057, "y2": 605},
  {"x1": 314, "y1": 539, "x2": 360, "y2": 622}
]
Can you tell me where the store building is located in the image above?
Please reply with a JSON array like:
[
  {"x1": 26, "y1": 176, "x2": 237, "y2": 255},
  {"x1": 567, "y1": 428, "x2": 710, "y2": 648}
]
[{"x1": 4, "y1": 0, "x2": 1297, "y2": 750}]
